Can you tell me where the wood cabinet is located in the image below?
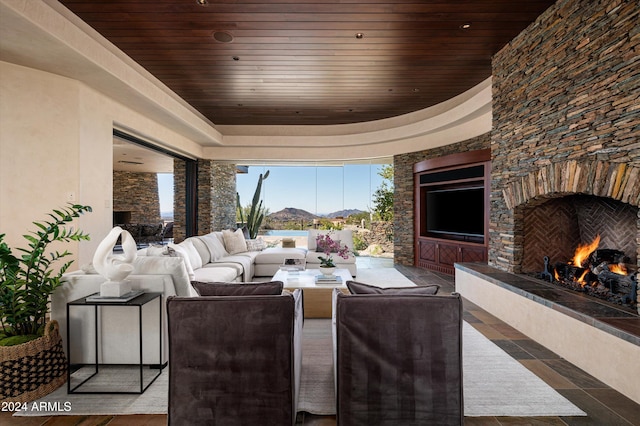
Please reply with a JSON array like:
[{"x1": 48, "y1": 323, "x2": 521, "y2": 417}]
[{"x1": 414, "y1": 149, "x2": 490, "y2": 275}]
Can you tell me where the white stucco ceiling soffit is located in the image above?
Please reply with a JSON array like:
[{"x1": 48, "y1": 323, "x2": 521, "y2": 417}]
[
  {"x1": 204, "y1": 78, "x2": 492, "y2": 161},
  {"x1": 0, "y1": 0, "x2": 223, "y2": 151}
]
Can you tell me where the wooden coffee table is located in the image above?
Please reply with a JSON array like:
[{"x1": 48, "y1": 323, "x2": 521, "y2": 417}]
[{"x1": 272, "y1": 268, "x2": 352, "y2": 318}]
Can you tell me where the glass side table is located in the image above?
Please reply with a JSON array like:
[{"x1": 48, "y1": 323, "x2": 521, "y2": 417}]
[{"x1": 66, "y1": 291, "x2": 163, "y2": 394}]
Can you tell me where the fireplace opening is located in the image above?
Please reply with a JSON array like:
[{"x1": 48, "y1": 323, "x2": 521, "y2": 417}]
[
  {"x1": 539, "y1": 235, "x2": 637, "y2": 307},
  {"x1": 522, "y1": 194, "x2": 639, "y2": 310}
]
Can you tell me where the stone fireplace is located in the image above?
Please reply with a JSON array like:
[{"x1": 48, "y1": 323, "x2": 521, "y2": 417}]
[
  {"x1": 487, "y1": 0, "x2": 640, "y2": 276},
  {"x1": 493, "y1": 160, "x2": 640, "y2": 275},
  {"x1": 498, "y1": 160, "x2": 640, "y2": 311},
  {"x1": 454, "y1": 0, "x2": 640, "y2": 405}
]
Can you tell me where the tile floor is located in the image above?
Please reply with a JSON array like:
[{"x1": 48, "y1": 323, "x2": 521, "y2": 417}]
[{"x1": 2, "y1": 260, "x2": 638, "y2": 425}]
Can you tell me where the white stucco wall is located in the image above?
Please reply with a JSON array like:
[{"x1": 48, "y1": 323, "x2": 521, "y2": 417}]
[
  {"x1": 0, "y1": 61, "x2": 84, "y2": 260},
  {"x1": 0, "y1": 61, "x2": 196, "y2": 267}
]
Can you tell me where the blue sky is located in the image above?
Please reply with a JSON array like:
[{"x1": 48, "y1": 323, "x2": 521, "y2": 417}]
[
  {"x1": 237, "y1": 164, "x2": 387, "y2": 215},
  {"x1": 158, "y1": 173, "x2": 174, "y2": 215},
  {"x1": 158, "y1": 163, "x2": 388, "y2": 216}
]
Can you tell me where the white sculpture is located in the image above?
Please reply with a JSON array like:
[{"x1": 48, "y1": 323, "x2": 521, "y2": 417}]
[{"x1": 93, "y1": 226, "x2": 137, "y2": 297}]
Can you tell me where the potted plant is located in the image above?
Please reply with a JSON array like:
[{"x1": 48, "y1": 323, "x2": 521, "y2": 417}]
[
  {"x1": 316, "y1": 232, "x2": 350, "y2": 276},
  {"x1": 0, "y1": 203, "x2": 91, "y2": 402}
]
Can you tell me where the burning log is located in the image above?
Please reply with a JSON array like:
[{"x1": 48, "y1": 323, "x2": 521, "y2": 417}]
[
  {"x1": 550, "y1": 259, "x2": 637, "y2": 307},
  {"x1": 553, "y1": 262, "x2": 596, "y2": 287},
  {"x1": 540, "y1": 234, "x2": 638, "y2": 310},
  {"x1": 597, "y1": 269, "x2": 633, "y2": 293},
  {"x1": 590, "y1": 249, "x2": 628, "y2": 266}
]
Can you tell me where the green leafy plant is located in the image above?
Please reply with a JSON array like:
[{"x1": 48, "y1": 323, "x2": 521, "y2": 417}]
[
  {"x1": 372, "y1": 164, "x2": 394, "y2": 222},
  {"x1": 236, "y1": 170, "x2": 269, "y2": 239},
  {"x1": 352, "y1": 232, "x2": 368, "y2": 251},
  {"x1": 0, "y1": 204, "x2": 91, "y2": 346}
]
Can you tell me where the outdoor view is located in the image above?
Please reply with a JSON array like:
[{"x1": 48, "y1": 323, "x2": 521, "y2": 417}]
[
  {"x1": 233, "y1": 163, "x2": 395, "y2": 257},
  {"x1": 235, "y1": 164, "x2": 393, "y2": 230},
  {"x1": 157, "y1": 163, "x2": 394, "y2": 254}
]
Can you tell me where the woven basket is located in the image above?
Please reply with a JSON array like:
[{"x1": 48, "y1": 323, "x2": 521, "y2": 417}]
[{"x1": 0, "y1": 320, "x2": 68, "y2": 403}]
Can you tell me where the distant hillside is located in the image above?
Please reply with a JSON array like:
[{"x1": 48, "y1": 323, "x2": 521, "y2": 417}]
[
  {"x1": 326, "y1": 209, "x2": 364, "y2": 218},
  {"x1": 268, "y1": 207, "x2": 319, "y2": 222}
]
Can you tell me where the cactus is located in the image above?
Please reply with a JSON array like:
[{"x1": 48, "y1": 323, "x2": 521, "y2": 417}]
[{"x1": 236, "y1": 170, "x2": 269, "y2": 239}]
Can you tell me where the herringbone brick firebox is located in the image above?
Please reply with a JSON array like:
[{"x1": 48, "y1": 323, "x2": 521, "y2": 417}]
[{"x1": 522, "y1": 194, "x2": 638, "y2": 274}]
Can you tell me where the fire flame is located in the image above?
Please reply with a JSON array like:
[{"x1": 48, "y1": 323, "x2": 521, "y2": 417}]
[
  {"x1": 609, "y1": 264, "x2": 627, "y2": 275},
  {"x1": 554, "y1": 234, "x2": 628, "y2": 292},
  {"x1": 570, "y1": 235, "x2": 601, "y2": 268},
  {"x1": 576, "y1": 269, "x2": 589, "y2": 285}
]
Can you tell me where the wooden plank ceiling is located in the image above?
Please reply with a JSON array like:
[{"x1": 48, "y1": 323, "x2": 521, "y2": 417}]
[{"x1": 59, "y1": 0, "x2": 555, "y2": 126}]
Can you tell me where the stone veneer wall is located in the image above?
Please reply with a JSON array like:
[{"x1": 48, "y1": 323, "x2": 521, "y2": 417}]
[
  {"x1": 173, "y1": 158, "x2": 186, "y2": 242},
  {"x1": 355, "y1": 221, "x2": 394, "y2": 253},
  {"x1": 490, "y1": 0, "x2": 640, "y2": 272},
  {"x1": 195, "y1": 161, "x2": 237, "y2": 235},
  {"x1": 393, "y1": 134, "x2": 491, "y2": 266},
  {"x1": 173, "y1": 160, "x2": 237, "y2": 242},
  {"x1": 196, "y1": 160, "x2": 214, "y2": 235},
  {"x1": 113, "y1": 171, "x2": 161, "y2": 224},
  {"x1": 210, "y1": 163, "x2": 237, "y2": 232}
]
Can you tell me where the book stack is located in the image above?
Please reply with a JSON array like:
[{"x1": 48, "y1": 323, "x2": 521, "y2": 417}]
[{"x1": 315, "y1": 274, "x2": 343, "y2": 285}]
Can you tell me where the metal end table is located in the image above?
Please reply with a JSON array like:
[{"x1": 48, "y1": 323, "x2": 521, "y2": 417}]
[{"x1": 66, "y1": 291, "x2": 163, "y2": 394}]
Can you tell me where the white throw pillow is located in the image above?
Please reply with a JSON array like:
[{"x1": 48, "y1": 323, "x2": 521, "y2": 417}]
[
  {"x1": 245, "y1": 237, "x2": 266, "y2": 251},
  {"x1": 199, "y1": 233, "x2": 229, "y2": 261},
  {"x1": 176, "y1": 239, "x2": 203, "y2": 270},
  {"x1": 167, "y1": 243, "x2": 196, "y2": 280},
  {"x1": 222, "y1": 228, "x2": 248, "y2": 255},
  {"x1": 131, "y1": 256, "x2": 191, "y2": 297},
  {"x1": 145, "y1": 245, "x2": 167, "y2": 256}
]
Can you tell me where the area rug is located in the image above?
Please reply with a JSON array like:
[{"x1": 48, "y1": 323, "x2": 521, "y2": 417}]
[
  {"x1": 355, "y1": 266, "x2": 419, "y2": 287},
  {"x1": 297, "y1": 319, "x2": 586, "y2": 417}
]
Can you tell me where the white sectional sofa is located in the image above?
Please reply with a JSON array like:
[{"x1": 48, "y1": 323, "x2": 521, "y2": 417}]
[
  {"x1": 137, "y1": 228, "x2": 357, "y2": 281},
  {"x1": 52, "y1": 228, "x2": 357, "y2": 365},
  {"x1": 142, "y1": 229, "x2": 260, "y2": 283}
]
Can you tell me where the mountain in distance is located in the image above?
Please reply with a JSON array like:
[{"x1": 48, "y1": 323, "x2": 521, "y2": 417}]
[
  {"x1": 325, "y1": 209, "x2": 364, "y2": 218},
  {"x1": 267, "y1": 207, "x2": 365, "y2": 222},
  {"x1": 267, "y1": 207, "x2": 319, "y2": 222}
]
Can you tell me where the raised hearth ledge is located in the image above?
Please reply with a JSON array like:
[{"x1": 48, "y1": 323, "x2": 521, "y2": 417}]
[{"x1": 455, "y1": 262, "x2": 640, "y2": 405}]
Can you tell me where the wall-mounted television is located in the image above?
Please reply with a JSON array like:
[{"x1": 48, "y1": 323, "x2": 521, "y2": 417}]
[{"x1": 426, "y1": 186, "x2": 484, "y2": 237}]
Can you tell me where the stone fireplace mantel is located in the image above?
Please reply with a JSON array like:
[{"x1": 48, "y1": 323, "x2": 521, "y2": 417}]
[{"x1": 501, "y1": 160, "x2": 638, "y2": 211}]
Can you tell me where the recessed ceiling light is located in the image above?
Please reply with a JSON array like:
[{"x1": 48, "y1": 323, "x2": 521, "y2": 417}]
[
  {"x1": 460, "y1": 23, "x2": 472, "y2": 30},
  {"x1": 196, "y1": 0, "x2": 208, "y2": 6},
  {"x1": 355, "y1": 33, "x2": 364, "y2": 39},
  {"x1": 213, "y1": 31, "x2": 233, "y2": 43}
]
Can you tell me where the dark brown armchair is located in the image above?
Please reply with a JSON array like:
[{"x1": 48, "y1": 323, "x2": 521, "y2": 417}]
[
  {"x1": 333, "y1": 285, "x2": 463, "y2": 426},
  {"x1": 166, "y1": 282, "x2": 304, "y2": 425}
]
